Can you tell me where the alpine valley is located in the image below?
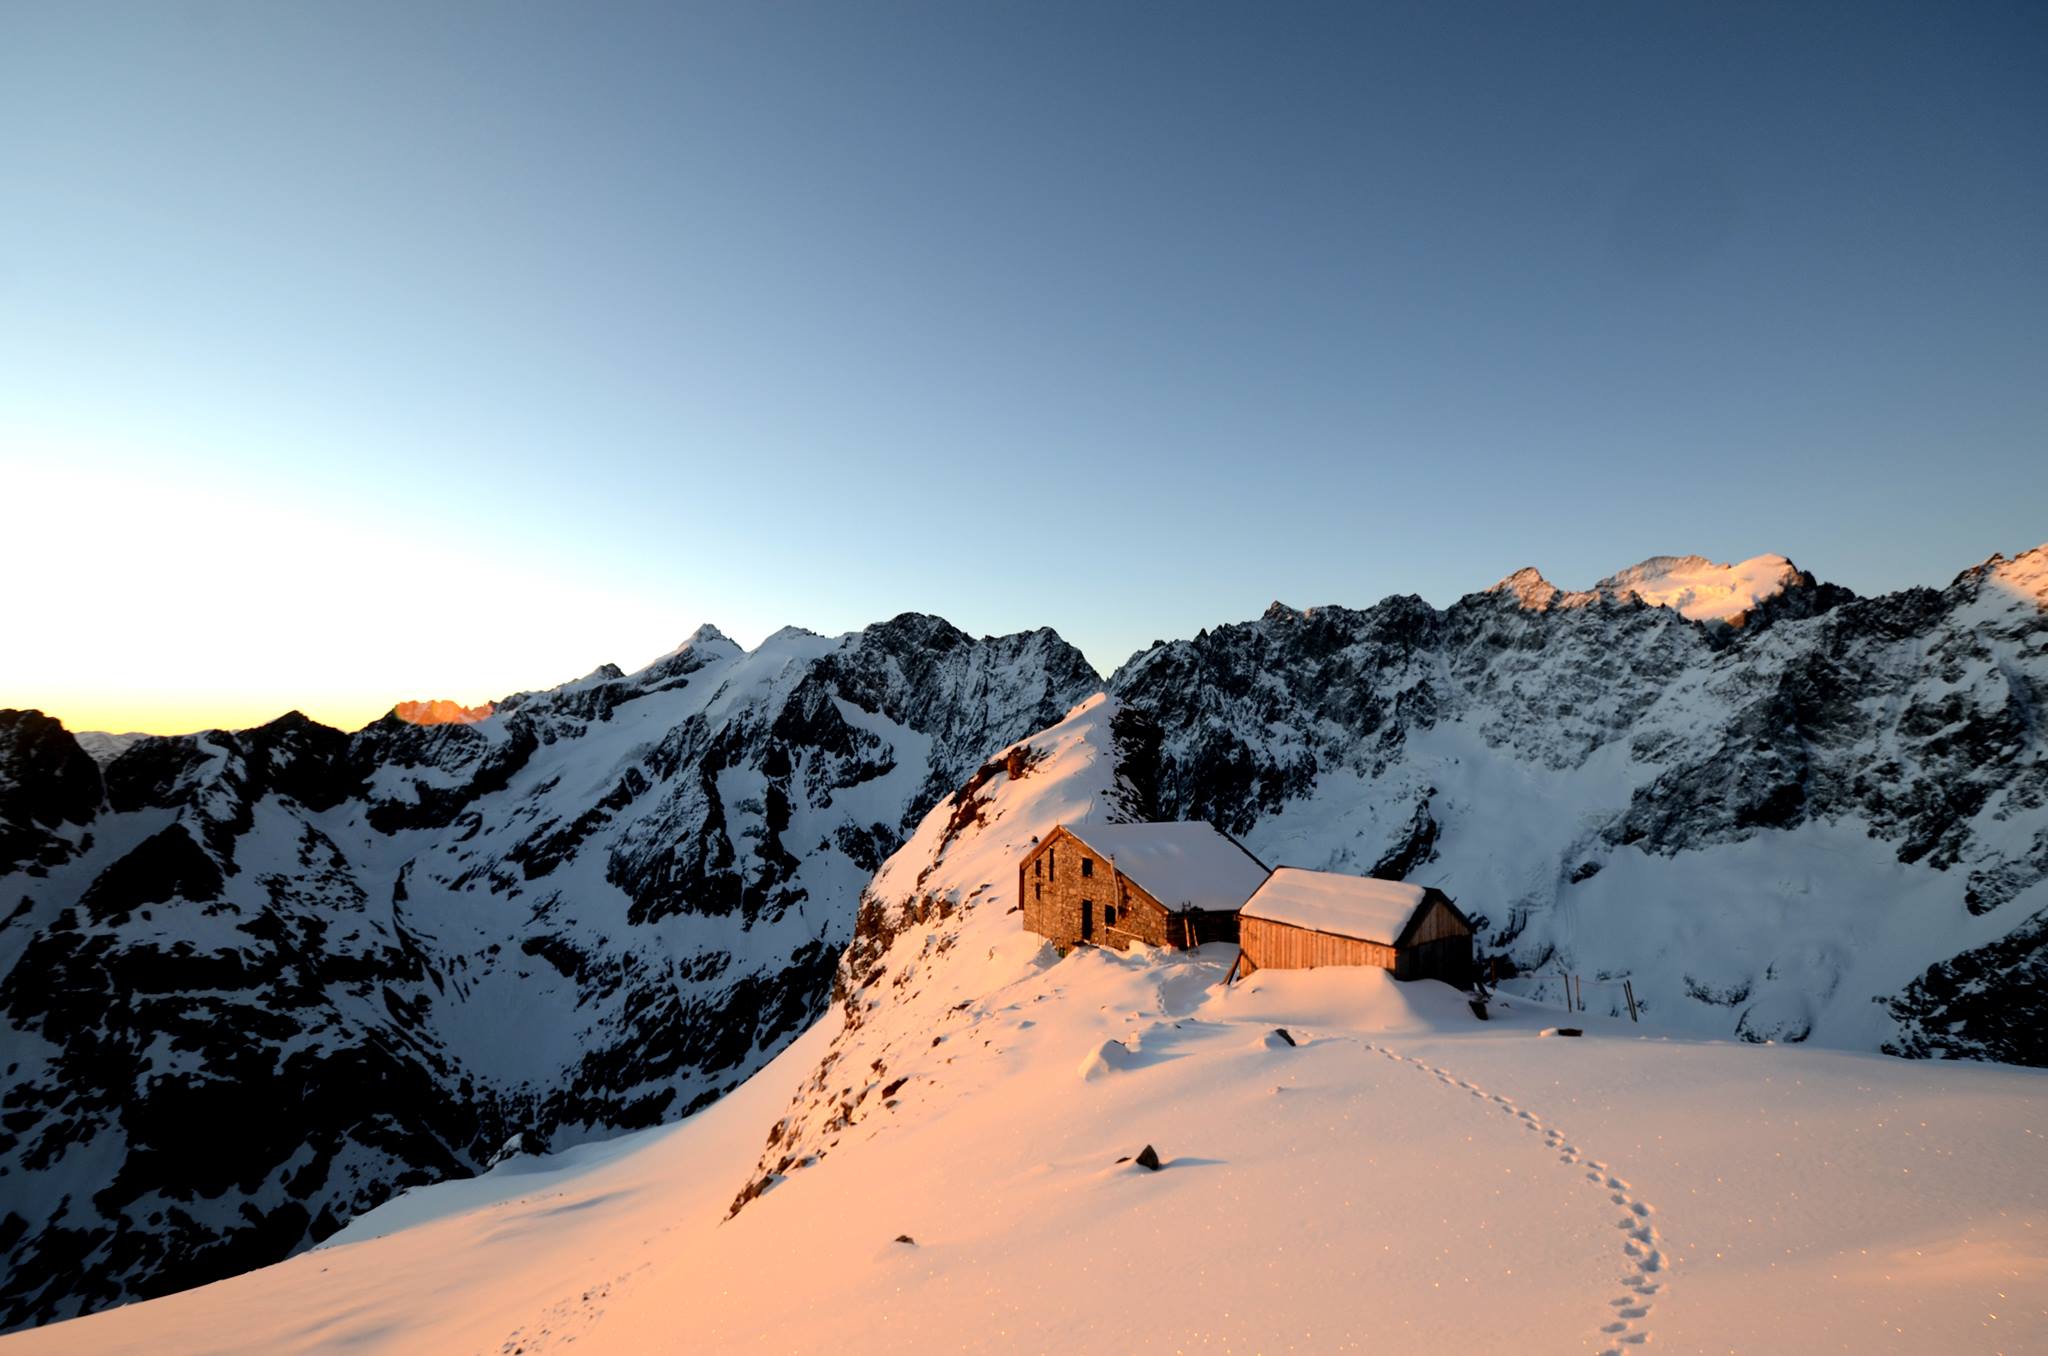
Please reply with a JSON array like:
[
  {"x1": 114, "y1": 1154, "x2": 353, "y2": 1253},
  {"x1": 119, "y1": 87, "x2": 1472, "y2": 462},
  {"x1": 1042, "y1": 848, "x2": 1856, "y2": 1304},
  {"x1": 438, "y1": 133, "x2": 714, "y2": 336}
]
[{"x1": 2, "y1": 546, "x2": 2044, "y2": 1335}]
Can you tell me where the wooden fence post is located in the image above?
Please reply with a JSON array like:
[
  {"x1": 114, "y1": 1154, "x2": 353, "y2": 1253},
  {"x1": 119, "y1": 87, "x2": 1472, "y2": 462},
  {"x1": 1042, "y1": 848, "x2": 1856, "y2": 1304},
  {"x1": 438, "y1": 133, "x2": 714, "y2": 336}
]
[{"x1": 1624, "y1": 979, "x2": 1638, "y2": 1023}]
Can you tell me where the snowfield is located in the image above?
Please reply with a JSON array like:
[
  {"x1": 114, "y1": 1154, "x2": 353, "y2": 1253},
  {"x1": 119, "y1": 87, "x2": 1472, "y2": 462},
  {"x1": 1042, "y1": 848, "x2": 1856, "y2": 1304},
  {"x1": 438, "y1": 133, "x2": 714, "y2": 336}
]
[
  {"x1": 8, "y1": 696, "x2": 2043, "y2": 1355},
  {"x1": 5, "y1": 950, "x2": 2040, "y2": 1354}
]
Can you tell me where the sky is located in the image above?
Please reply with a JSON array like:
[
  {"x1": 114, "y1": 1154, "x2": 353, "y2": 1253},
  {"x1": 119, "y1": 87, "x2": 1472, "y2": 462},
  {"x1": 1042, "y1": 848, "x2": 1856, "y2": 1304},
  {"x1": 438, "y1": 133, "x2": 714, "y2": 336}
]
[{"x1": 3, "y1": 1, "x2": 2044, "y2": 734}]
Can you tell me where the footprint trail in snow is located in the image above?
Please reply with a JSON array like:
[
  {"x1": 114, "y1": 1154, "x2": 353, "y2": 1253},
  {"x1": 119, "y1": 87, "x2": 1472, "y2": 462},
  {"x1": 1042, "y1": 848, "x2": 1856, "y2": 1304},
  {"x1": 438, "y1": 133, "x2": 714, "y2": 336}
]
[{"x1": 1362, "y1": 1042, "x2": 1667, "y2": 1353}]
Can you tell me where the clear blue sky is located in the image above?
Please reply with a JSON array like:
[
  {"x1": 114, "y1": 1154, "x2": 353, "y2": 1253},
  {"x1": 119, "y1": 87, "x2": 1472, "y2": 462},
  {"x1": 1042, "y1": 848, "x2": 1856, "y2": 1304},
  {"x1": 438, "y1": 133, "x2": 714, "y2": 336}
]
[{"x1": 3, "y1": 1, "x2": 2044, "y2": 731}]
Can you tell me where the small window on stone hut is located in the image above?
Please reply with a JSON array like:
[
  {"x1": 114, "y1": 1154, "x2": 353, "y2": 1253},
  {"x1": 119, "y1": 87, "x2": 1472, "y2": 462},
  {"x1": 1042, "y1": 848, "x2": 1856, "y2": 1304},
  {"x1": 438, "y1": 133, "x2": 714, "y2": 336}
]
[
  {"x1": 1050, "y1": 848, "x2": 1057, "y2": 875},
  {"x1": 1034, "y1": 856, "x2": 1041, "y2": 878},
  {"x1": 1034, "y1": 882, "x2": 1041, "y2": 901},
  {"x1": 1081, "y1": 858, "x2": 1094, "y2": 878}
]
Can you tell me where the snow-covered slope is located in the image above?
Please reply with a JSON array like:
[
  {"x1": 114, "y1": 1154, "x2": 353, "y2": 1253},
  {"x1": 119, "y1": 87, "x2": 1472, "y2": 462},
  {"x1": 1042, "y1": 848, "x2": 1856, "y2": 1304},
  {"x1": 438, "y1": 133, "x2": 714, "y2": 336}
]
[
  {"x1": 7, "y1": 692, "x2": 2041, "y2": 1355},
  {"x1": 0, "y1": 616, "x2": 1098, "y2": 1331}
]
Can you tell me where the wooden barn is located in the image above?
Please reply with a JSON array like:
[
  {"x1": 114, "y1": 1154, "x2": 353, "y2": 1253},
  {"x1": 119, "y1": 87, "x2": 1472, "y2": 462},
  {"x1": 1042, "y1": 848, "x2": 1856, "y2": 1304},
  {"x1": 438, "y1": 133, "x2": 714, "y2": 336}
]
[
  {"x1": 1019, "y1": 822, "x2": 1270, "y2": 952},
  {"x1": 1233, "y1": 868, "x2": 1474, "y2": 986}
]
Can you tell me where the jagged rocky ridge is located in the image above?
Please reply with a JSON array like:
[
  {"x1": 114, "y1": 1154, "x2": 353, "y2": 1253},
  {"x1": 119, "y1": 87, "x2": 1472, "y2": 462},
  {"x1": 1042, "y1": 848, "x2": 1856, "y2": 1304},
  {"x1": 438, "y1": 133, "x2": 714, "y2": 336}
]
[
  {"x1": 1102, "y1": 549, "x2": 2047, "y2": 1059},
  {"x1": 0, "y1": 616, "x2": 1097, "y2": 1332}
]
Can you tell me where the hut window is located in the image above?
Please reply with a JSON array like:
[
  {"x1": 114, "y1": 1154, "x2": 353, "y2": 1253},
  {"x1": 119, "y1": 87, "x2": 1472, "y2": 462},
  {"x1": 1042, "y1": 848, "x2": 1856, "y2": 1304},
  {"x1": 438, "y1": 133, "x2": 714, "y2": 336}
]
[
  {"x1": 1081, "y1": 858, "x2": 1094, "y2": 878},
  {"x1": 1050, "y1": 848, "x2": 1057, "y2": 876},
  {"x1": 1034, "y1": 882, "x2": 1041, "y2": 901},
  {"x1": 1104, "y1": 904, "x2": 1117, "y2": 926},
  {"x1": 1034, "y1": 856, "x2": 1041, "y2": 878}
]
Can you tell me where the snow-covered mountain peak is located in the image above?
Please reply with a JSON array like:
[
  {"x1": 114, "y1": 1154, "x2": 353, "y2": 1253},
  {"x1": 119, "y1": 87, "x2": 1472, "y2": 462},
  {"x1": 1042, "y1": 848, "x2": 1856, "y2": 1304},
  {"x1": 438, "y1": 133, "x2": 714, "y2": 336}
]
[
  {"x1": 1489, "y1": 553, "x2": 1804, "y2": 624},
  {"x1": 1593, "y1": 552, "x2": 1802, "y2": 623},
  {"x1": 390, "y1": 698, "x2": 495, "y2": 726},
  {"x1": 684, "y1": 622, "x2": 732, "y2": 646},
  {"x1": 1977, "y1": 543, "x2": 2048, "y2": 608},
  {"x1": 1488, "y1": 566, "x2": 1576, "y2": 611},
  {"x1": 655, "y1": 622, "x2": 740, "y2": 660},
  {"x1": 633, "y1": 624, "x2": 744, "y2": 684}
]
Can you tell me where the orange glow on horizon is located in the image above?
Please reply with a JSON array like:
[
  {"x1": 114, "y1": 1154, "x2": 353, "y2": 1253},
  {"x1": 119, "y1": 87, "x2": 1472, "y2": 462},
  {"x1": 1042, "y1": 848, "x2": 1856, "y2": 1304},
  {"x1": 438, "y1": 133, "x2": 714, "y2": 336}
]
[
  {"x1": 2, "y1": 455, "x2": 709, "y2": 744},
  {"x1": 4, "y1": 692, "x2": 489, "y2": 739}
]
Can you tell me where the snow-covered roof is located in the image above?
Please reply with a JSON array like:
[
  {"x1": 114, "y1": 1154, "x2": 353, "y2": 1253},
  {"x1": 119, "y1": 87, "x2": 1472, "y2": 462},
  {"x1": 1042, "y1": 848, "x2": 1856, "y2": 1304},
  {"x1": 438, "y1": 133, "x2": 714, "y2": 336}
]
[
  {"x1": 1240, "y1": 868, "x2": 1437, "y2": 944},
  {"x1": 1059, "y1": 821, "x2": 1269, "y2": 913}
]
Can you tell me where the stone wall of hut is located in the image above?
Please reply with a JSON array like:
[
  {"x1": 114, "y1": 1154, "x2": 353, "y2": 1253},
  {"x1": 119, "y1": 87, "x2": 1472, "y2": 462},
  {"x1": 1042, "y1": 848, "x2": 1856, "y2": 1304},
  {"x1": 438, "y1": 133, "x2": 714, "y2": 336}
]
[{"x1": 1020, "y1": 830, "x2": 1189, "y2": 952}]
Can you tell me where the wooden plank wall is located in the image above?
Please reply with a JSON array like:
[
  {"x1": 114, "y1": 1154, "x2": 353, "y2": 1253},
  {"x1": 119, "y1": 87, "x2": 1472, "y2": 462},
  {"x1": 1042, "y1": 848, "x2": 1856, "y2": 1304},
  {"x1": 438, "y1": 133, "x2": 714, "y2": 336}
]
[
  {"x1": 1239, "y1": 915, "x2": 1397, "y2": 974},
  {"x1": 1405, "y1": 898, "x2": 1469, "y2": 945}
]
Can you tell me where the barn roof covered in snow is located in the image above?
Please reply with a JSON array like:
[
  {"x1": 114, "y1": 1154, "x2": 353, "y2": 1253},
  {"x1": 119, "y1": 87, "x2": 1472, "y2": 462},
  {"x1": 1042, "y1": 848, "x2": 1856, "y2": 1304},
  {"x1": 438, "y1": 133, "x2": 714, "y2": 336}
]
[
  {"x1": 1239, "y1": 868, "x2": 1450, "y2": 945},
  {"x1": 1058, "y1": 821, "x2": 1270, "y2": 913}
]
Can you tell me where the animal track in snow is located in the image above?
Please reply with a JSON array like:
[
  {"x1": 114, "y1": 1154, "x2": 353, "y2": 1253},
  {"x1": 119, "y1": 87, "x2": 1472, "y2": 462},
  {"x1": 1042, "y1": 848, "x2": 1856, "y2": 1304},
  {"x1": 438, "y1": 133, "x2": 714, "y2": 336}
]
[{"x1": 1360, "y1": 1041, "x2": 1668, "y2": 1353}]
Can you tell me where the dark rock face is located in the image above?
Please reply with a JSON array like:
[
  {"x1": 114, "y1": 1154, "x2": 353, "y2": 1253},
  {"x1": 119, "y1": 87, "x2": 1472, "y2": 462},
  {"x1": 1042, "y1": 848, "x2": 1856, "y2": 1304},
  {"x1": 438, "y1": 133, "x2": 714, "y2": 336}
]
[
  {"x1": 1881, "y1": 903, "x2": 2048, "y2": 1065},
  {"x1": 0, "y1": 710, "x2": 102, "y2": 874},
  {"x1": 0, "y1": 619, "x2": 1099, "y2": 1332},
  {"x1": 77, "y1": 825, "x2": 224, "y2": 923}
]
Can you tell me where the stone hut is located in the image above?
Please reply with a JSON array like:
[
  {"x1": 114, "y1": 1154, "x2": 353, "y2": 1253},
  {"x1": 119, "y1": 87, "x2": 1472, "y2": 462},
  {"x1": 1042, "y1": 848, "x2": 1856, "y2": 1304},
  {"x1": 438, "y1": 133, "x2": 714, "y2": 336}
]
[
  {"x1": 1019, "y1": 822, "x2": 1269, "y2": 952},
  {"x1": 1234, "y1": 867, "x2": 1473, "y2": 986}
]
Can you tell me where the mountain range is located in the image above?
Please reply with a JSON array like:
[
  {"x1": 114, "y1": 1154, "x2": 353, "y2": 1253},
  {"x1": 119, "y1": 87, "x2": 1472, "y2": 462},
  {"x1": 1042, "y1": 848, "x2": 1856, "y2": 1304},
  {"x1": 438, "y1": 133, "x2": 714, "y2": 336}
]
[{"x1": 2, "y1": 545, "x2": 2043, "y2": 1332}]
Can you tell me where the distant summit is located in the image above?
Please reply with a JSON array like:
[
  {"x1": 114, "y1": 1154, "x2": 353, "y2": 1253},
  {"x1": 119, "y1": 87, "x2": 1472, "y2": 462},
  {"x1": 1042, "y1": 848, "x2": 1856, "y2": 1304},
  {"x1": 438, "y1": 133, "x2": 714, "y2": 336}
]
[
  {"x1": 391, "y1": 698, "x2": 495, "y2": 726},
  {"x1": 1595, "y1": 553, "x2": 1803, "y2": 623},
  {"x1": 1490, "y1": 552, "x2": 1809, "y2": 626}
]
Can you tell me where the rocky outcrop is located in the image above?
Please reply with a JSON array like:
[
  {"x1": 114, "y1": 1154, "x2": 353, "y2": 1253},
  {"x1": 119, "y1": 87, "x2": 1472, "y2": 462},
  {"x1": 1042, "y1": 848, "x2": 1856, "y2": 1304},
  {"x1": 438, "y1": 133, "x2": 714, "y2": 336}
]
[{"x1": 0, "y1": 709, "x2": 103, "y2": 875}]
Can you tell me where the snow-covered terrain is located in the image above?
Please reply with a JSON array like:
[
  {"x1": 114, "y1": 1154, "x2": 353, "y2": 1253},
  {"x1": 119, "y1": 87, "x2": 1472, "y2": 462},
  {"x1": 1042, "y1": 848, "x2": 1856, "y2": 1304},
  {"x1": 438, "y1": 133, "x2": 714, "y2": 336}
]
[
  {"x1": 6, "y1": 694, "x2": 2040, "y2": 1355},
  {"x1": 2, "y1": 543, "x2": 2044, "y2": 1335}
]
